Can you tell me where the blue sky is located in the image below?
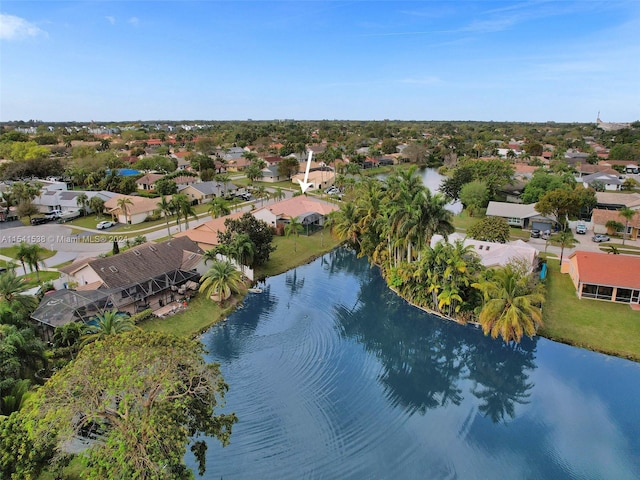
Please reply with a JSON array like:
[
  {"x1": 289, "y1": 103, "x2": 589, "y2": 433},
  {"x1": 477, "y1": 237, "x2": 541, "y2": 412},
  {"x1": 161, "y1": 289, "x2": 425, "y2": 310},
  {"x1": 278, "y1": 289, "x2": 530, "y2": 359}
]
[{"x1": 1, "y1": 1, "x2": 638, "y2": 123}]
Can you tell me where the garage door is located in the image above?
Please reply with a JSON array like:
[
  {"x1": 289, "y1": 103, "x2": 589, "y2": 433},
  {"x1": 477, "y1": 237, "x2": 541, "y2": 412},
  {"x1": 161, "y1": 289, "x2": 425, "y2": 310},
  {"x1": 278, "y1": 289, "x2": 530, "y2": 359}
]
[{"x1": 532, "y1": 221, "x2": 552, "y2": 231}]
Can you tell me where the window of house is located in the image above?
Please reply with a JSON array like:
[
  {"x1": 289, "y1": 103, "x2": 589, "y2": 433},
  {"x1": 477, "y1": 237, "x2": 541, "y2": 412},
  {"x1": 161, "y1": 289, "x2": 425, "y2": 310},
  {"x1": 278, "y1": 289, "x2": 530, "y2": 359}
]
[
  {"x1": 584, "y1": 284, "x2": 614, "y2": 301},
  {"x1": 615, "y1": 288, "x2": 632, "y2": 303}
]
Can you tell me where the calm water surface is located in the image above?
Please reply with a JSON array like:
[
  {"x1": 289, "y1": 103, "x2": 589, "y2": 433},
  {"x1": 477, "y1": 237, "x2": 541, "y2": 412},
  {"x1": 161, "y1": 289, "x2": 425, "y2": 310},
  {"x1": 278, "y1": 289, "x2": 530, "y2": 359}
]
[
  {"x1": 377, "y1": 167, "x2": 462, "y2": 214},
  {"x1": 196, "y1": 249, "x2": 640, "y2": 479}
]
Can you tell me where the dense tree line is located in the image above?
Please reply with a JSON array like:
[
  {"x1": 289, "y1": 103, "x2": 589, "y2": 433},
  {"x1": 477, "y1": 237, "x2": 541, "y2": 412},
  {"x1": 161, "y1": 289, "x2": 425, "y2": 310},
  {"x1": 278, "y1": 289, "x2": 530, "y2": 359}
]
[{"x1": 328, "y1": 167, "x2": 545, "y2": 344}]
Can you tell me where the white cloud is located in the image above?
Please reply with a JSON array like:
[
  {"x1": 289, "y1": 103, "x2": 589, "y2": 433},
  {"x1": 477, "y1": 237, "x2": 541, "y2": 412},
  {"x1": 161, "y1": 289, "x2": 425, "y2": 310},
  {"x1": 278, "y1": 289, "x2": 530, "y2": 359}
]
[
  {"x1": 0, "y1": 13, "x2": 47, "y2": 41},
  {"x1": 128, "y1": 17, "x2": 139, "y2": 26},
  {"x1": 400, "y1": 76, "x2": 443, "y2": 86},
  {"x1": 105, "y1": 16, "x2": 116, "y2": 26}
]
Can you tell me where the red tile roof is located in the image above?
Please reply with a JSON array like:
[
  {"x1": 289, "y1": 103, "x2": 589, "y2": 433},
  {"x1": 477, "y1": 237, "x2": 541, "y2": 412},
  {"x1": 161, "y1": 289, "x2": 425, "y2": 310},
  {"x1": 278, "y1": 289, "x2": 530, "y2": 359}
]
[{"x1": 571, "y1": 251, "x2": 640, "y2": 289}]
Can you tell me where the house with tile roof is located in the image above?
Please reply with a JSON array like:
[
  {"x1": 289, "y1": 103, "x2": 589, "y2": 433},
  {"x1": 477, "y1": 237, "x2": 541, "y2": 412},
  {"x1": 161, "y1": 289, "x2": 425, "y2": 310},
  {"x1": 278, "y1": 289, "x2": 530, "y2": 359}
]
[
  {"x1": 290, "y1": 170, "x2": 335, "y2": 191},
  {"x1": 175, "y1": 212, "x2": 243, "y2": 251},
  {"x1": 104, "y1": 194, "x2": 171, "y2": 225},
  {"x1": 563, "y1": 251, "x2": 640, "y2": 305},
  {"x1": 136, "y1": 173, "x2": 165, "y2": 191},
  {"x1": 252, "y1": 196, "x2": 338, "y2": 234},
  {"x1": 591, "y1": 208, "x2": 640, "y2": 239}
]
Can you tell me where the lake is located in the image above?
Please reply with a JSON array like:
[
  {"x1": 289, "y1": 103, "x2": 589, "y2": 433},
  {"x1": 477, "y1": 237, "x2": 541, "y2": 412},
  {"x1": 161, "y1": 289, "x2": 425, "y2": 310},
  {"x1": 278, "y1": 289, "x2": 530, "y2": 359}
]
[
  {"x1": 377, "y1": 167, "x2": 463, "y2": 214},
  {"x1": 195, "y1": 248, "x2": 640, "y2": 479}
]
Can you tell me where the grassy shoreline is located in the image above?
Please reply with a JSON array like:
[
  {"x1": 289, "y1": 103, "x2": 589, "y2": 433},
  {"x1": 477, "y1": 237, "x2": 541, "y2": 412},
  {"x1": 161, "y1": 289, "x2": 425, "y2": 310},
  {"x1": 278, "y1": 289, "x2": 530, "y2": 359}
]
[
  {"x1": 140, "y1": 231, "x2": 341, "y2": 337},
  {"x1": 141, "y1": 227, "x2": 640, "y2": 362}
]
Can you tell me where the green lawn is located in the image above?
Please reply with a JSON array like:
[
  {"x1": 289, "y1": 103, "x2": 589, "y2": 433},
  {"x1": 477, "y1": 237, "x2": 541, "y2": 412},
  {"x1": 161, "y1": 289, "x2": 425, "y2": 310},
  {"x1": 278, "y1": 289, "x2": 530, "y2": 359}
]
[
  {"x1": 0, "y1": 246, "x2": 57, "y2": 260},
  {"x1": 540, "y1": 260, "x2": 640, "y2": 361},
  {"x1": 140, "y1": 230, "x2": 340, "y2": 336},
  {"x1": 452, "y1": 210, "x2": 481, "y2": 231},
  {"x1": 18, "y1": 270, "x2": 60, "y2": 287},
  {"x1": 140, "y1": 295, "x2": 230, "y2": 337},
  {"x1": 256, "y1": 230, "x2": 341, "y2": 278}
]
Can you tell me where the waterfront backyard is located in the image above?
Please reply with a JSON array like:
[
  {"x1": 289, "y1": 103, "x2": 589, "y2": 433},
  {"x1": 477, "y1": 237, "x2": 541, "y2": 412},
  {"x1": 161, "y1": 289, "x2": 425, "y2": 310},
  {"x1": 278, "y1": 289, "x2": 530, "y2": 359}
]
[{"x1": 541, "y1": 259, "x2": 640, "y2": 361}]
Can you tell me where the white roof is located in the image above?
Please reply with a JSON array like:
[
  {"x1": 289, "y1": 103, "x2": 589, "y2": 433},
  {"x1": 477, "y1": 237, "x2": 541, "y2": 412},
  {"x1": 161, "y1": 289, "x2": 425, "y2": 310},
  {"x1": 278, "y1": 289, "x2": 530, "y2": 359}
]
[
  {"x1": 431, "y1": 233, "x2": 539, "y2": 269},
  {"x1": 486, "y1": 201, "x2": 540, "y2": 219}
]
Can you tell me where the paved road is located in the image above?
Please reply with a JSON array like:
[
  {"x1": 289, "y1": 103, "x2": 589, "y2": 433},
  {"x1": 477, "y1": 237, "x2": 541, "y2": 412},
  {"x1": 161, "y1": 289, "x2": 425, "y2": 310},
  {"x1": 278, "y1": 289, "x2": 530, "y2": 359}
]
[{"x1": 0, "y1": 186, "x2": 300, "y2": 265}]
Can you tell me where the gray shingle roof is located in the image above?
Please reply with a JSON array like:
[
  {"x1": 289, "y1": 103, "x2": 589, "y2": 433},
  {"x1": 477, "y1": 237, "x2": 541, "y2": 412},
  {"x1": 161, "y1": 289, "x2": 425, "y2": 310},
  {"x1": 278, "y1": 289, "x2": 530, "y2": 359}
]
[{"x1": 87, "y1": 236, "x2": 203, "y2": 289}]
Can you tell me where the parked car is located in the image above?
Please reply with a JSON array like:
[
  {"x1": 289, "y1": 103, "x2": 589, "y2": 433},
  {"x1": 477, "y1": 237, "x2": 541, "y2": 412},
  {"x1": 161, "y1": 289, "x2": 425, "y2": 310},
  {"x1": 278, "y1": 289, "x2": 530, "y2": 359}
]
[
  {"x1": 97, "y1": 220, "x2": 115, "y2": 230},
  {"x1": 576, "y1": 222, "x2": 587, "y2": 234},
  {"x1": 530, "y1": 229, "x2": 541, "y2": 238},
  {"x1": 541, "y1": 230, "x2": 551, "y2": 240},
  {"x1": 592, "y1": 234, "x2": 610, "y2": 243},
  {"x1": 324, "y1": 186, "x2": 339, "y2": 194},
  {"x1": 31, "y1": 217, "x2": 49, "y2": 225},
  {"x1": 44, "y1": 210, "x2": 62, "y2": 220}
]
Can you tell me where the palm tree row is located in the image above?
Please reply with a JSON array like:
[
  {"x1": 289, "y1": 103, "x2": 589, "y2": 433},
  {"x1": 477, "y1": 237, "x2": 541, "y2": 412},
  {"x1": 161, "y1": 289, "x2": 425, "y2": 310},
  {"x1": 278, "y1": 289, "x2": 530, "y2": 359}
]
[
  {"x1": 154, "y1": 194, "x2": 199, "y2": 236},
  {"x1": 15, "y1": 242, "x2": 46, "y2": 281},
  {"x1": 327, "y1": 167, "x2": 545, "y2": 343}
]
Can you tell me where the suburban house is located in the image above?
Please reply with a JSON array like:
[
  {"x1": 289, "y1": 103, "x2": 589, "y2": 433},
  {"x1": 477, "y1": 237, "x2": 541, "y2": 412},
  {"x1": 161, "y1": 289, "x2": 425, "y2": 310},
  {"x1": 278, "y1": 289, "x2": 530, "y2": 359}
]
[
  {"x1": 563, "y1": 251, "x2": 640, "y2": 305},
  {"x1": 34, "y1": 237, "x2": 207, "y2": 338},
  {"x1": 171, "y1": 152, "x2": 191, "y2": 170},
  {"x1": 252, "y1": 196, "x2": 338, "y2": 234},
  {"x1": 172, "y1": 175, "x2": 199, "y2": 188},
  {"x1": 136, "y1": 173, "x2": 165, "y2": 191},
  {"x1": 34, "y1": 189, "x2": 117, "y2": 215},
  {"x1": 262, "y1": 155, "x2": 284, "y2": 166},
  {"x1": 591, "y1": 208, "x2": 640, "y2": 240},
  {"x1": 260, "y1": 165, "x2": 284, "y2": 182},
  {"x1": 581, "y1": 172, "x2": 623, "y2": 191},
  {"x1": 177, "y1": 181, "x2": 238, "y2": 204},
  {"x1": 595, "y1": 192, "x2": 640, "y2": 211},
  {"x1": 226, "y1": 157, "x2": 252, "y2": 172},
  {"x1": 290, "y1": 170, "x2": 336, "y2": 192},
  {"x1": 431, "y1": 233, "x2": 539, "y2": 271},
  {"x1": 175, "y1": 212, "x2": 243, "y2": 251},
  {"x1": 485, "y1": 201, "x2": 556, "y2": 231},
  {"x1": 104, "y1": 194, "x2": 170, "y2": 225}
]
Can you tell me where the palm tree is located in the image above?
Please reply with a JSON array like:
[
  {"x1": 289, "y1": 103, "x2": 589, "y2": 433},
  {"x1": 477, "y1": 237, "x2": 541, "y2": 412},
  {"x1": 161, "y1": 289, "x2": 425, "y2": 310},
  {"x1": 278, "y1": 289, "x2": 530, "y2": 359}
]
[
  {"x1": 199, "y1": 260, "x2": 243, "y2": 305},
  {"x1": 208, "y1": 197, "x2": 231, "y2": 219},
  {"x1": 155, "y1": 195, "x2": 175, "y2": 237},
  {"x1": 273, "y1": 187, "x2": 285, "y2": 202},
  {"x1": 116, "y1": 197, "x2": 134, "y2": 225},
  {"x1": 15, "y1": 242, "x2": 30, "y2": 276},
  {"x1": 327, "y1": 202, "x2": 361, "y2": 248},
  {"x1": 472, "y1": 265, "x2": 545, "y2": 344},
  {"x1": 52, "y1": 321, "x2": 84, "y2": 358},
  {"x1": 214, "y1": 173, "x2": 232, "y2": 198},
  {"x1": 619, "y1": 207, "x2": 635, "y2": 246},
  {"x1": 551, "y1": 230, "x2": 578, "y2": 263},
  {"x1": 89, "y1": 195, "x2": 105, "y2": 219},
  {"x1": 285, "y1": 216, "x2": 304, "y2": 252},
  {"x1": 80, "y1": 309, "x2": 136, "y2": 347},
  {"x1": 0, "y1": 271, "x2": 38, "y2": 314},
  {"x1": 24, "y1": 243, "x2": 45, "y2": 282},
  {"x1": 76, "y1": 193, "x2": 89, "y2": 216},
  {"x1": 231, "y1": 233, "x2": 255, "y2": 271},
  {"x1": 254, "y1": 185, "x2": 268, "y2": 206},
  {"x1": 172, "y1": 193, "x2": 197, "y2": 230}
]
